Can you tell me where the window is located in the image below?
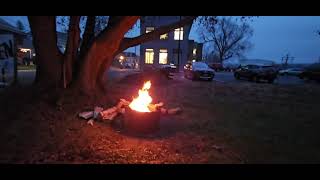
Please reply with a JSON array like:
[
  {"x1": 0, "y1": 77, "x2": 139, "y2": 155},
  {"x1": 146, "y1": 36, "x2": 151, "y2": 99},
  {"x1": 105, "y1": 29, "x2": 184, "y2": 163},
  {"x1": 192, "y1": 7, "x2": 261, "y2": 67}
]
[
  {"x1": 174, "y1": 27, "x2": 183, "y2": 40},
  {"x1": 160, "y1": 33, "x2": 168, "y2": 40},
  {"x1": 146, "y1": 27, "x2": 154, "y2": 33},
  {"x1": 145, "y1": 49, "x2": 154, "y2": 64},
  {"x1": 159, "y1": 49, "x2": 168, "y2": 64}
]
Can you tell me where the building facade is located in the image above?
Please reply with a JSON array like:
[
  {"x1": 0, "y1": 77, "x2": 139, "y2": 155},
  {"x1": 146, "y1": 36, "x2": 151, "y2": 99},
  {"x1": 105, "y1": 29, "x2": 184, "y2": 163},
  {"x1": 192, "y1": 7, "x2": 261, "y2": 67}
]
[{"x1": 140, "y1": 16, "x2": 202, "y2": 71}]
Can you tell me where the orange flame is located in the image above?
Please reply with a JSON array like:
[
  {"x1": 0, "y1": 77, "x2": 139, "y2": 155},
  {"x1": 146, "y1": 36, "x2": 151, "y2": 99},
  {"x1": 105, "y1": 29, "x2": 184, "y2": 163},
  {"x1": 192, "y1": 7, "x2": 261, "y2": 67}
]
[{"x1": 129, "y1": 81, "x2": 152, "y2": 112}]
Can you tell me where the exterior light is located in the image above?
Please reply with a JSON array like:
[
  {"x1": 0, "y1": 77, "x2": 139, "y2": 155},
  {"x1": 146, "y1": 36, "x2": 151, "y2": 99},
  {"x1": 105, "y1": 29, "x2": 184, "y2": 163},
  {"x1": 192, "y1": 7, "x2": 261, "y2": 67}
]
[{"x1": 193, "y1": 48, "x2": 196, "y2": 55}]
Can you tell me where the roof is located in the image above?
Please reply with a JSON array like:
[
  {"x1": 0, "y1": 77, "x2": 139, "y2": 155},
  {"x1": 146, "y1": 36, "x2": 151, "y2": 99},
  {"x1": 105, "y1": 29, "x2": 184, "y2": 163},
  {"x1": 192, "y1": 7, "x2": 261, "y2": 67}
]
[{"x1": 0, "y1": 18, "x2": 26, "y2": 35}]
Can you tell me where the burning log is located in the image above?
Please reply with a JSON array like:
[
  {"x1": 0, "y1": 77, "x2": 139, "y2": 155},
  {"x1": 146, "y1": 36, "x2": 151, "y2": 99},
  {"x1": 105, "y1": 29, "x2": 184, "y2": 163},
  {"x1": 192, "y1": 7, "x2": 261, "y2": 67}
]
[
  {"x1": 93, "y1": 106, "x2": 103, "y2": 118},
  {"x1": 87, "y1": 119, "x2": 94, "y2": 126},
  {"x1": 99, "y1": 99, "x2": 129, "y2": 121},
  {"x1": 79, "y1": 80, "x2": 183, "y2": 135},
  {"x1": 160, "y1": 108, "x2": 167, "y2": 114},
  {"x1": 118, "y1": 108, "x2": 126, "y2": 114},
  {"x1": 100, "y1": 107, "x2": 118, "y2": 120},
  {"x1": 148, "y1": 102, "x2": 164, "y2": 112},
  {"x1": 160, "y1": 107, "x2": 182, "y2": 115},
  {"x1": 168, "y1": 107, "x2": 182, "y2": 115},
  {"x1": 120, "y1": 99, "x2": 130, "y2": 106},
  {"x1": 101, "y1": 111, "x2": 118, "y2": 120}
]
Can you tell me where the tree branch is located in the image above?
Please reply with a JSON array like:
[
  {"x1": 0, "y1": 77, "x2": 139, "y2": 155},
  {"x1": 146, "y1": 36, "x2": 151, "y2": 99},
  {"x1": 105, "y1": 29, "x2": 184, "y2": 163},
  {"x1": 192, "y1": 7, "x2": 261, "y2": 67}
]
[{"x1": 117, "y1": 16, "x2": 197, "y2": 53}]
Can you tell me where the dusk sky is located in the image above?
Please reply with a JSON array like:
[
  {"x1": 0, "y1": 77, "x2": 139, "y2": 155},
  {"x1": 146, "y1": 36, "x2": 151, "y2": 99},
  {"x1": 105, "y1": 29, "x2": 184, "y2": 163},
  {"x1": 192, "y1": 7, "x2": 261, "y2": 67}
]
[{"x1": 2, "y1": 16, "x2": 320, "y2": 64}]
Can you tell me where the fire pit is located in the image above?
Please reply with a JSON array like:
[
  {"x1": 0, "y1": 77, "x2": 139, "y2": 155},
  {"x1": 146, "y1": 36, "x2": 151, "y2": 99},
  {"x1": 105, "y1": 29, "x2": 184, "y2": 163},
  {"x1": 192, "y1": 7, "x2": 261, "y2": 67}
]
[
  {"x1": 123, "y1": 107, "x2": 160, "y2": 134},
  {"x1": 81, "y1": 80, "x2": 182, "y2": 134},
  {"x1": 123, "y1": 81, "x2": 160, "y2": 134}
]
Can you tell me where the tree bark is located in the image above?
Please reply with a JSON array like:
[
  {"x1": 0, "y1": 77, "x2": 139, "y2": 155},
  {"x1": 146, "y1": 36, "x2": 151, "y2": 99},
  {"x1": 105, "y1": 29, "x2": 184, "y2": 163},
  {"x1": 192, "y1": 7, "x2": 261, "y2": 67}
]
[
  {"x1": 76, "y1": 16, "x2": 140, "y2": 94},
  {"x1": 28, "y1": 16, "x2": 63, "y2": 89},
  {"x1": 63, "y1": 16, "x2": 81, "y2": 88},
  {"x1": 79, "y1": 16, "x2": 96, "y2": 59}
]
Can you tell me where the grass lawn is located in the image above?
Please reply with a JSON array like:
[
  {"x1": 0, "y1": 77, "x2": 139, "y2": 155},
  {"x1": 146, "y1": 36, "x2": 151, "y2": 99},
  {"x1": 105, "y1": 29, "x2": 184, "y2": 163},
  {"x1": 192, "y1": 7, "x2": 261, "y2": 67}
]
[{"x1": 0, "y1": 72, "x2": 319, "y2": 163}]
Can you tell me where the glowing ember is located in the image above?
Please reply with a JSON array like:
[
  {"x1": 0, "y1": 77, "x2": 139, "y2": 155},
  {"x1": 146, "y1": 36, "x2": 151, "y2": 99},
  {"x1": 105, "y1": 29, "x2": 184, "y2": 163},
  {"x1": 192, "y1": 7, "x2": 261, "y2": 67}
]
[{"x1": 129, "y1": 81, "x2": 153, "y2": 112}]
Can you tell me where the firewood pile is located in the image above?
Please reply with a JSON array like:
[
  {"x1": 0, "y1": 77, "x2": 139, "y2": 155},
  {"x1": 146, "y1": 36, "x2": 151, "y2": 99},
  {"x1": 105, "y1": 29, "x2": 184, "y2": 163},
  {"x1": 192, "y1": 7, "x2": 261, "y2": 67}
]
[{"x1": 78, "y1": 99, "x2": 182, "y2": 125}]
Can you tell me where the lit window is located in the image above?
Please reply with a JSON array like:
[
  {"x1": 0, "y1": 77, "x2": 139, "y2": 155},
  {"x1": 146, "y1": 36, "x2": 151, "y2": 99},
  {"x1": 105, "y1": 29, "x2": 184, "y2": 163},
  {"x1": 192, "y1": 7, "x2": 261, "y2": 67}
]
[
  {"x1": 159, "y1": 49, "x2": 168, "y2": 64},
  {"x1": 193, "y1": 48, "x2": 197, "y2": 55},
  {"x1": 146, "y1": 27, "x2": 154, "y2": 33},
  {"x1": 160, "y1": 33, "x2": 168, "y2": 40},
  {"x1": 174, "y1": 27, "x2": 183, "y2": 40},
  {"x1": 145, "y1": 49, "x2": 154, "y2": 64}
]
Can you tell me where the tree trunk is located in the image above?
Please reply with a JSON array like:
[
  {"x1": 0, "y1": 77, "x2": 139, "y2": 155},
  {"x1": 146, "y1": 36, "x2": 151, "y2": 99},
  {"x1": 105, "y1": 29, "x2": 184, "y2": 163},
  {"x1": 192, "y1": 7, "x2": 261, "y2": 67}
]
[
  {"x1": 73, "y1": 16, "x2": 96, "y2": 81},
  {"x1": 79, "y1": 16, "x2": 96, "y2": 60},
  {"x1": 63, "y1": 16, "x2": 81, "y2": 88},
  {"x1": 219, "y1": 53, "x2": 224, "y2": 63},
  {"x1": 76, "y1": 16, "x2": 139, "y2": 94},
  {"x1": 28, "y1": 16, "x2": 63, "y2": 89}
]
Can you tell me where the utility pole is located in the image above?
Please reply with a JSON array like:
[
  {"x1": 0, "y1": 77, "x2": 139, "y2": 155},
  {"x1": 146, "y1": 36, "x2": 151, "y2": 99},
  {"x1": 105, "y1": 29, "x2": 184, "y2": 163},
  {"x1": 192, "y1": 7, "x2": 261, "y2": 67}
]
[{"x1": 177, "y1": 16, "x2": 182, "y2": 72}]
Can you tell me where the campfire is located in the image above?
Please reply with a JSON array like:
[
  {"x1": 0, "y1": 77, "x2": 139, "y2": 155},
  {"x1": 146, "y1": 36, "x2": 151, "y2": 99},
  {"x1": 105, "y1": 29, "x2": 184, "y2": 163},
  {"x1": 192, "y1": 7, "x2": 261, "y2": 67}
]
[
  {"x1": 79, "y1": 80, "x2": 181, "y2": 133},
  {"x1": 128, "y1": 81, "x2": 153, "y2": 112}
]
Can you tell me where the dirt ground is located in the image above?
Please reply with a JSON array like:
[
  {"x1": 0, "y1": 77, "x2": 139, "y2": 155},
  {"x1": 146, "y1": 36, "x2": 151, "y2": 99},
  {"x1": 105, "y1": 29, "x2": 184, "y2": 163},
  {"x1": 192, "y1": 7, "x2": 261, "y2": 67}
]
[{"x1": 0, "y1": 72, "x2": 320, "y2": 163}]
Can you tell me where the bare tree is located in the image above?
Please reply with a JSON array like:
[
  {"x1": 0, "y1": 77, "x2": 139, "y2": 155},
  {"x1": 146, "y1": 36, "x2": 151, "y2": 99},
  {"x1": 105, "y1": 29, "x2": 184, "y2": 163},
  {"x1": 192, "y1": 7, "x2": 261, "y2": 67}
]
[
  {"x1": 281, "y1": 53, "x2": 294, "y2": 68},
  {"x1": 199, "y1": 17, "x2": 253, "y2": 63}
]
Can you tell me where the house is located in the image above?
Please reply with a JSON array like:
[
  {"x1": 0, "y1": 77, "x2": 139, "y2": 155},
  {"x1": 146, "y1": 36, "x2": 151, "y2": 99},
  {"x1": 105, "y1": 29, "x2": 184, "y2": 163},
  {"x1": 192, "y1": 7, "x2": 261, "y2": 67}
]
[
  {"x1": 0, "y1": 18, "x2": 27, "y2": 37},
  {"x1": 0, "y1": 18, "x2": 37, "y2": 65},
  {"x1": 0, "y1": 17, "x2": 78, "y2": 66},
  {"x1": 0, "y1": 17, "x2": 29, "y2": 84},
  {"x1": 0, "y1": 17, "x2": 28, "y2": 58},
  {"x1": 140, "y1": 16, "x2": 202, "y2": 71}
]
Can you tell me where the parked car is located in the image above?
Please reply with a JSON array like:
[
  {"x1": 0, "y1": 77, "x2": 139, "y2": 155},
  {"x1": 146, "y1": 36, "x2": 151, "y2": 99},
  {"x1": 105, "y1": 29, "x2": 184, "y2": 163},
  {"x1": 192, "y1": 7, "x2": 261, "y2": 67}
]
[
  {"x1": 184, "y1": 62, "x2": 215, "y2": 81},
  {"x1": 234, "y1": 64, "x2": 278, "y2": 83},
  {"x1": 298, "y1": 63, "x2": 320, "y2": 82},
  {"x1": 160, "y1": 63, "x2": 178, "y2": 73},
  {"x1": 279, "y1": 68, "x2": 304, "y2": 76},
  {"x1": 208, "y1": 63, "x2": 224, "y2": 71},
  {"x1": 159, "y1": 63, "x2": 177, "y2": 79}
]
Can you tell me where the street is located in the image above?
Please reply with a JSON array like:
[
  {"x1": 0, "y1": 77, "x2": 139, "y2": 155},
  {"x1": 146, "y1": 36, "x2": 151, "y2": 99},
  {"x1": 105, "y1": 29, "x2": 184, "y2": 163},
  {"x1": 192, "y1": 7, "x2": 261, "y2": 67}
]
[
  {"x1": 1, "y1": 68, "x2": 313, "y2": 88},
  {"x1": 2, "y1": 67, "x2": 140, "y2": 87},
  {"x1": 176, "y1": 71, "x2": 307, "y2": 85},
  {"x1": 213, "y1": 72, "x2": 306, "y2": 85}
]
